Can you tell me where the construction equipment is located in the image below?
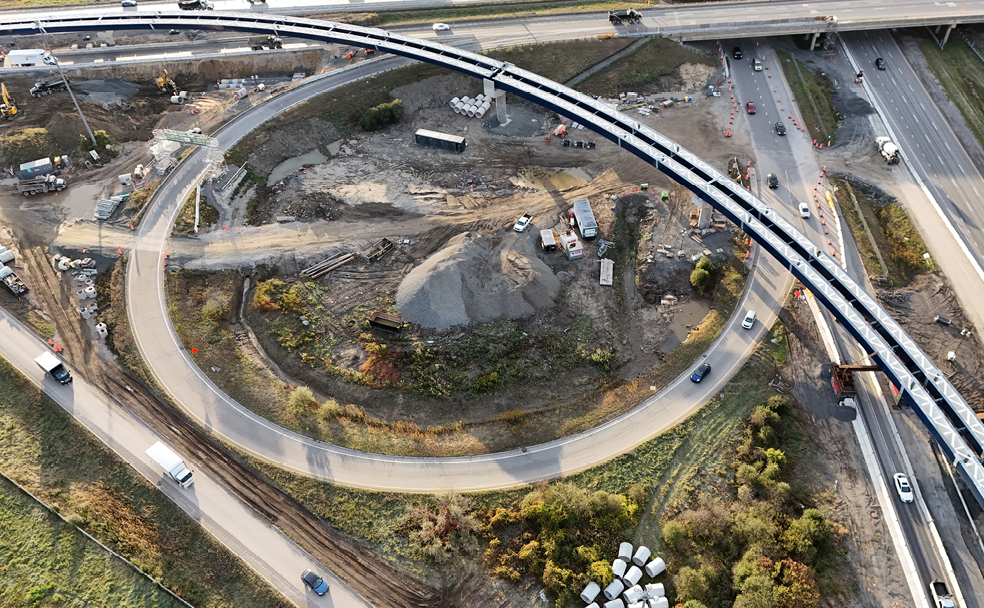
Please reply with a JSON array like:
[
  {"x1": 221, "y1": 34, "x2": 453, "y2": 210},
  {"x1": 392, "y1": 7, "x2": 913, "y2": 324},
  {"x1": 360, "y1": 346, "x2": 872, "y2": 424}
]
[
  {"x1": 17, "y1": 174, "x2": 67, "y2": 195},
  {"x1": 30, "y1": 77, "x2": 69, "y2": 98},
  {"x1": 155, "y1": 70, "x2": 177, "y2": 94},
  {"x1": 608, "y1": 9, "x2": 642, "y2": 24},
  {"x1": 831, "y1": 363, "x2": 881, "y2": 395},
  {"x1": 344, "y1": 50, "x2": 356, "y2": 59},
  {"x1": 248, "y1": 35, "x2": 283, "y2": 50},
  {"x1": 0, "y1": 83, "x2": 17, "y2": 120},
  {"x1": 875, "y1": 136, "x2": 900, "y2": 164}
]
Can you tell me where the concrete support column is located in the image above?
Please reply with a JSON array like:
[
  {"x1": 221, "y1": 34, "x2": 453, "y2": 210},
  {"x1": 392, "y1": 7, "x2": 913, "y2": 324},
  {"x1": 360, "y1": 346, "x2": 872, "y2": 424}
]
[
  {"x1": 495, "y1": 90, "x2": 509, "y2": 126},
  {"x1": 694, "y1": 196, "x2": 712, "y2": 229},
  {"x1": 810, "y1": 32, "x2": 819, "y2": 51},
  {"x1": 942, "y1": 22, "x2": 955, "y2": 47}
]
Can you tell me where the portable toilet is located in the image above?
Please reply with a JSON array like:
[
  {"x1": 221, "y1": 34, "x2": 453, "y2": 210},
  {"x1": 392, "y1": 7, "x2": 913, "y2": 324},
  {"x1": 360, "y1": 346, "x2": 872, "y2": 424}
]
[{"x1": 540, "y1": 229, "x2": 558, "y2": 252}]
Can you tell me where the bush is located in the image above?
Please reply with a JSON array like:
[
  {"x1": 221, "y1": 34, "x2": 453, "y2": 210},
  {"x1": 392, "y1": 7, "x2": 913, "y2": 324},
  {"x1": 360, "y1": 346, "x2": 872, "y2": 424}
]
[
  {"x1": 79, "y1": 129, "x2": 118, "y2": 152},
  {"x1": 360, "y1": 98, "x2": 404, "y2": 131},
  {"x1": 201, "y1": 296, "x2": 230, "y2": 322},
  {"x1": 253, "y1": 279, "x2": 283, "y2": 311},
  {"x1": 0, "y1": 127, "x2": 58, "y2": 166},
  {"x1": 287, "y1": 386, "x2": 316, "y2": 415},
  {"x1": 690, "y1": 268, "x2": 711, "y2": 291}
]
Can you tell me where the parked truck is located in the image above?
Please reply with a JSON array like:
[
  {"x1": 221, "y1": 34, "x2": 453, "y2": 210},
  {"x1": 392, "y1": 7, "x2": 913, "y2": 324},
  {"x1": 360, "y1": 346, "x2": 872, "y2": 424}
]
[
  {"x1": 178, "y1": 0, "x2": 213, "y2": 9},
  {"x1": 608, "y1": 9, "x2": 642, "y2": 24},
  {"x1": 17, "y1": 175, "x2": 67, "y2": 195},
  {"x1": 248, "y1": 35, "x2": 283, "y2": 50},
  {"x1": 0, "y1": 265, "x2": 28, "y2": 296},
  {"x1": 513, "y1": 213, "x2": 533, "y2": 232},
  {"x1": 2, "y1": 49, "x2": 57, "y2": 67},
  {"x1": 145, "y1": 441, "x2": 195, "y2": 488},
  {"x1": 34, "y1": 351, "x2": 72, "y2": 384},
  {"x1": 930, "y1": 580, "x2": 956, "y2": 608},
  {"x1": 876, "y1": 136, "x2": 901, "y2": 164},
  {"x1": 15, "y1": 156, "x2": 68, "y2": 180},
  {"x1": 30, "y1": 77, "x2": 69, "y2": 98}
]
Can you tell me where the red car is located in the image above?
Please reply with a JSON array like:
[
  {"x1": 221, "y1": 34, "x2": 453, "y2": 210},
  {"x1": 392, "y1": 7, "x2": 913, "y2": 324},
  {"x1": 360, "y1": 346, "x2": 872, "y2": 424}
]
[{"x1": 746, "y1": 102, "x2": 756, "y2": 114}]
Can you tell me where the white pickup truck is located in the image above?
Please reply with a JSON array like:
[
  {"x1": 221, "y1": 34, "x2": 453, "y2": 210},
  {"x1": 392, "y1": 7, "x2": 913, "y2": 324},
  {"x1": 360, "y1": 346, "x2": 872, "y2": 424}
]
[
  {"x1": 930, "y1": 580, "x2": 956, "y2": 608},
  {"x1": 513, "y1": 213, "x2": 533, "y2": 232}
]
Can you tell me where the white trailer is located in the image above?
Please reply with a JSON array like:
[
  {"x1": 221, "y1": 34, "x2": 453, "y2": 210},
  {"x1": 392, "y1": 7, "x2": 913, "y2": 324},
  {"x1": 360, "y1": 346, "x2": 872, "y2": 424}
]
[
  {"x1": 3, "y1": 49, "x2": 57, "y2": 67},
  {"x1": 145, "y1": 441, "x2": 195, "y2": 488}
]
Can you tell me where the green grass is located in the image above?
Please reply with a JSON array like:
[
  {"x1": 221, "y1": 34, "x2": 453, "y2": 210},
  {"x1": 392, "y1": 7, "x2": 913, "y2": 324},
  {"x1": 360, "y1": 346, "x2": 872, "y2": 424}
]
[
  {"x1": 0, "y1": 476, "x2": 183, "y2": 608},
  {"x1": 777, "y1": 51, "x2": 839, "y2": 144},
  {"x1": 0, "y1": 356, "x2": 290, "y2": 608},
  {"x1": 577, "y1": 37, "x2": 720, "y2": 97},
  {"x1": 829, "y1": 176, "x2": 928, "y2": 285},
  {"x1": 921, "y1": 38, "x2": 984, "y2": 156}
]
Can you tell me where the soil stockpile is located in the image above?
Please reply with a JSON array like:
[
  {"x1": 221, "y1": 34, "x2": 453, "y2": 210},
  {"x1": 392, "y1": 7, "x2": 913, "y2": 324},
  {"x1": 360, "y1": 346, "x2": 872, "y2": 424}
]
[{"x1": 396, "y1": 231, "x2": 560, "y2": 329}]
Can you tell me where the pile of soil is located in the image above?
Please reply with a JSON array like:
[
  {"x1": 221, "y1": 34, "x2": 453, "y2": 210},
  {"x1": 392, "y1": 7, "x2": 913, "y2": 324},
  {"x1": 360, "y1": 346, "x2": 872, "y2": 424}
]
[{"x1": 396, "y1": 230, "x2": 560, "y2": 329}]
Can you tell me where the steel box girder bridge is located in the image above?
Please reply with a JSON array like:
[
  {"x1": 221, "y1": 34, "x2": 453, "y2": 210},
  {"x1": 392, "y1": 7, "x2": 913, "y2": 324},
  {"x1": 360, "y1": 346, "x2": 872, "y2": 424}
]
[{"x1": 7, "y1": 12, "x2": 984, "y2": 507}]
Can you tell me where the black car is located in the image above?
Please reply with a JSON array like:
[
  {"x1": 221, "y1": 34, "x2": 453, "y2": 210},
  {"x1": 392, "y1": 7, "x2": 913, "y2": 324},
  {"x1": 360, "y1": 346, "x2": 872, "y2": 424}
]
[
  {"x1": 875, "y1": 57, "x2": 886, "y2": 70},
  {"x1": 775, "y1": 122, "x2": 787, "y2": 136},
  {"x1": 732, "y1": 46, "x2": 742, "y2": 59},
  {"x1": 768, "y1": 173, "x2": 778, "y2": 189},
  {"x1": 302, "y1": 570, "x2": 329, "y2": 596},
  {"x1": 691, "y1": 363, "x2": 711, "y2": 383}
]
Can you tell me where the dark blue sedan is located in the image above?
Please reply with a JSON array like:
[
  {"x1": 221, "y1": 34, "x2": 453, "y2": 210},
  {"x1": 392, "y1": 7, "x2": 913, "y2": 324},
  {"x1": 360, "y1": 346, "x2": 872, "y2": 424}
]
[
  {"x1": 302, "y1": 569, "x2": 329, "y2": 596},
  {"x1": 691, "y1": 363, "x2": 711, "y2": 383}
]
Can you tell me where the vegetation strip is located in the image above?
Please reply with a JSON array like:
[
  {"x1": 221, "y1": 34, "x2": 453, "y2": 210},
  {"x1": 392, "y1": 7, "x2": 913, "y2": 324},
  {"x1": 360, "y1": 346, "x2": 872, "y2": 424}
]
[
  {"x1": 920, "y1": 37, "x2": 984, "y2": 156},
  {"x1": 776, "y1": 50, "x2": 839, "y2": 145}
]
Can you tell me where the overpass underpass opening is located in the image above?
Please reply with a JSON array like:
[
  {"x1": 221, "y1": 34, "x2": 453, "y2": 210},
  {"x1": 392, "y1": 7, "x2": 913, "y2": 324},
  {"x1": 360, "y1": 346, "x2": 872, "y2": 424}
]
[{"x1": 11, "y1": 11, "x2": 984, "y2": 507}]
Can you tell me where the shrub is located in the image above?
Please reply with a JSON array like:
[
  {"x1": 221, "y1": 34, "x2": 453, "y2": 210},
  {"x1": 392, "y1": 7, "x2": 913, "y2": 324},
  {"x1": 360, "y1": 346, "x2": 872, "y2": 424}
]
[
  {"x1": 287, "y1": 386, "x2": 316, "y2": 415},
  {"x1": 690, "y1": 268, "x2": 711, "y2": 291},
  {"x1": 360, "y1": 98, "x2": 404, "y2": 131},
  {"x1": 202, "y1": 296, "x2": 230, "y2": 322},
  {"x1": 79, "y1": 129, "x2": 118, "y2": 152},
  {"x1": 0, "y1": 127, "x2": 58, "y2": 166},
  {"x1": 253, "y1": 279, "x2": 282, "y2": 311}
]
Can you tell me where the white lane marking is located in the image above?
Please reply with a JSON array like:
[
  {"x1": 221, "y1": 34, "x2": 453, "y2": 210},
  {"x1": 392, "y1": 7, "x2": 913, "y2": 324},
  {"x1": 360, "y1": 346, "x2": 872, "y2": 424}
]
[{"x1": 945, "y1": 141, "x2": 951, "y2": 151}]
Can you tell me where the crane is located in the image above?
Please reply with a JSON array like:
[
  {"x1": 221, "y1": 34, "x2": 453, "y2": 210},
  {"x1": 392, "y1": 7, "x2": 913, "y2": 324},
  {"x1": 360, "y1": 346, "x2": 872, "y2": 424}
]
[{"x1": 0, "y1": 83, "x2": 17, "y2": 119}]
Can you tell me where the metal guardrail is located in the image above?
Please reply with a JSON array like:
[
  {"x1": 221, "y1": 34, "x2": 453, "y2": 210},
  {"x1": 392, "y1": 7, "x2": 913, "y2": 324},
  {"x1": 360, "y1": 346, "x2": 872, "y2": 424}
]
[{"x1": 6, "y1": 11, "x2": 984, "y2": 507}]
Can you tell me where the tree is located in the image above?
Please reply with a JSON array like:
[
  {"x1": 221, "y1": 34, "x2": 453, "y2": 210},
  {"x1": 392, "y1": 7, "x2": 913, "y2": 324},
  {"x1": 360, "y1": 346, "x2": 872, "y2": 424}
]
[
  {"x1": 781, "y1": 510, "x2": 830, "y2": 563},
  {"x1": 696, "y1": 256, "x2": 715, "y2": 273},
  {"x1": 690, "y1": 268, "x2": 711, "y2": 291},
  {"x1": 674, "y1": 565, "x2": 718, "y2": 605},
  {"x1": 772, "y1": 559, "x2": 819, "y2": 608},
  {"x1": 661, "y1": 519, "x2": 688, "y2": 553},
  {"x1": 681, "y1": 601, "x2": 710, "y2": 608},
  {"x1": 360, "y1": 98, "x2": 404, "y2": 130}
]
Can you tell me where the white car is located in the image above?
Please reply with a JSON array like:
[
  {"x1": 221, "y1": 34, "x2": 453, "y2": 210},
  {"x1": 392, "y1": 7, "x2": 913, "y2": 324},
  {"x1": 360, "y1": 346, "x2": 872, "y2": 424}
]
[
  {"x1": 894, "y1": 473, "x2": 914, "y2": 503},
  {"x1": 742, "y1": 310, "x2": 756, "y2": 329},
  {"x1": 433, "y1": 23, "x2": 451, "y2": 31},
  {"x1": 799, "y1": 202, "x2": 811, "y2": 219}
]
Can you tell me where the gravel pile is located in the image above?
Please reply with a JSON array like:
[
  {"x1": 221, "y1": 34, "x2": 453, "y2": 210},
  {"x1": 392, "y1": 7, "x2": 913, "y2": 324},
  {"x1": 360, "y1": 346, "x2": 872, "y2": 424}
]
[
  {"x1": 396, "y1": 231, "x2": 560, "y2": 329},
  {"x1": 75, "y1": 79, "x2": 140, "y2": 105}
]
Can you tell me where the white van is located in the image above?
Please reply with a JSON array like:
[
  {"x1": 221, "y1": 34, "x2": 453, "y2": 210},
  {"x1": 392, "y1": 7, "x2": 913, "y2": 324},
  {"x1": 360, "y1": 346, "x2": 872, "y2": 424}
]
[
  {"x1": 742, "y1": 310, "x2": 756, "y2": 329},
  {"x1": 752, "y1": 58, "x2": 762, "y2": 71}
]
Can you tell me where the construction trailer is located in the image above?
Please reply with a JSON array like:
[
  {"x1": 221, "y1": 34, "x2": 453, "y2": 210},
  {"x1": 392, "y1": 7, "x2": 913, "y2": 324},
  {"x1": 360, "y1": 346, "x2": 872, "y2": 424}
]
[
  {"x1": 570, "y1": 198, "x2": 598, "y2": 239},
  {"x1": 415, "y1": 129, "x2": 466, "y2": 153},
  {"x1": 15, "y1": 156, "x2": 68, "y2": 180},
  {"x1": 560, "y1": 231, "x2": 584, "y2": 260}
]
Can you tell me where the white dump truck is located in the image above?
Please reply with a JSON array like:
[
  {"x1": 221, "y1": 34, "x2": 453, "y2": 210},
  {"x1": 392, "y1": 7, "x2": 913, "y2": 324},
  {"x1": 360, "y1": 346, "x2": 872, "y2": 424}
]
[
  {"x1": 875, "y1": 136, "x2": 901, "y2": 164},
  {"x1": 145, "y1": 441, "x2": 195, "y2": 488},
  {"x1": 35, "y1": 351, "x2": 72, "y2": 384}
]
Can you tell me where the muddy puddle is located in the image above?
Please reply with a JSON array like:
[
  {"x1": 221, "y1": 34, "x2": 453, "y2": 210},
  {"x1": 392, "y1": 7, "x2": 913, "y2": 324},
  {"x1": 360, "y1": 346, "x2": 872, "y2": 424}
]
[
  {"x1": 268, "y1": 150, "x2": 328, "y2": 184},
  {"x1": 510, "y1": 167, "x2": 591, "y2": 191},
  {"x1": 58, "y1": 183, "x2": 102, "y2": 220},
  {"x1": 661, "y1": 298, "x2": 713, "y2": 352}
]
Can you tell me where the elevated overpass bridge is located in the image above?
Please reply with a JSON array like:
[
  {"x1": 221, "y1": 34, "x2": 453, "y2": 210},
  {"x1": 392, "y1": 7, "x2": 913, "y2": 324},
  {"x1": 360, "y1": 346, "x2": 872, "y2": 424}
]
[{"x1": 6, "y1": 11, "x2": 984, "y2": 506}]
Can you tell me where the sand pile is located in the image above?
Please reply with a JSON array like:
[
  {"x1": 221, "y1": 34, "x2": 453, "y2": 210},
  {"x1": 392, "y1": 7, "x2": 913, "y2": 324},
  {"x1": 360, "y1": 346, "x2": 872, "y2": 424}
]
[{"x1": 396, "y1": 231, "x2": 561, "y2": 329}]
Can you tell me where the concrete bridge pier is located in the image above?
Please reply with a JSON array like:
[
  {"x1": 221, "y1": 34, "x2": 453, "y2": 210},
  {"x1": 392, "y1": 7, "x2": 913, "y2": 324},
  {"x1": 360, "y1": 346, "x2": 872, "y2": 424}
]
[{"x1": 810, "y1": 31, "x2": 820, "y2": 50}]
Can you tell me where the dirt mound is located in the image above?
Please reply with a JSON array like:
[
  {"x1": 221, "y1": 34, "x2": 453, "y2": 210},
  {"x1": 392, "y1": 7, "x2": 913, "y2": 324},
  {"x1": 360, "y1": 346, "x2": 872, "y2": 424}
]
[{"x1": 396, "y1": 231, "x2": 560, "y2": 329}]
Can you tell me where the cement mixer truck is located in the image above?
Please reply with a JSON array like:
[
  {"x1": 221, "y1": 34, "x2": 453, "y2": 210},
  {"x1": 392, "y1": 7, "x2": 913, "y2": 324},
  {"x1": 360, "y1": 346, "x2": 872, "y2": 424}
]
[{"x1": 876, "y1": 137, "x2": 900, "y2": 164}]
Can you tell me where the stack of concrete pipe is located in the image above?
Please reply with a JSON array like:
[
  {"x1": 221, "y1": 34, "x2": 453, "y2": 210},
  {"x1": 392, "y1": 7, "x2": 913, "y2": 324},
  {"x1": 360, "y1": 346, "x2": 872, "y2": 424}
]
[
  {"x1": 449, "y1": 94, "x2": 492, "y2": 118},
  {"x1": 580, "y1": 543, "x2": 668, "y2": 608}
]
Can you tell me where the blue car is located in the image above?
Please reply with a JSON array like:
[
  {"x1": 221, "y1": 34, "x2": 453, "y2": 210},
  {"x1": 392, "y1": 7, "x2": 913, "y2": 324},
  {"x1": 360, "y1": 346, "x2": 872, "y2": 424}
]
[
  {"x1": 691, "y1": 363, "x2": 711, "y2": 383},
  {"x1": 121, "y1": 0, "x2": 137, "y2": 6},
  {"x1": 302, "y1": 569, "x2": 329, "y2": 596}
]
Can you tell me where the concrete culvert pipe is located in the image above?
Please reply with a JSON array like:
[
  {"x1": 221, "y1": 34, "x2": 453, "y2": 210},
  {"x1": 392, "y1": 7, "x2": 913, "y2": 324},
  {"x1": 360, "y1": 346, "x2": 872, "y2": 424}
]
[
  {"x1": 580, "y1": 582, "x2": 601, "y2": 603},
  {"x1": 84, "y1": 286, "x2": 97, "y2": 298},
  {"x1": 0, "y1": 250, "x2": 14, "y2": 264},
  {"x1": 648, "y1": 598, "x2": 668, "y2": 608},
  {"x1": 460, "y1": 96, "x2": 471, "y2": 105},
  {"x1": 624, "y1": 565, "x2": 642, "y2": 587},
  {"x1": 474, "y1": 105, "x2": 487, "y2": 118},
  {"x1": 619, "y1": 542, "x2": 633, "y2": 562},
  {"x1": 603, "y1": 579, "x2": 624, "y2": 601},
  {"x1": 612, "y1": 558, "x2": 627, "y2": 579},
  {"x1": 603, "y1": 599, "x2": 625, "y2": 608},
  {"x1": 450, "y1": 96, "x2": 460, "y2": 105},
  {"x1": 80, "y1": 307, "x2": 91, "y2": 319},
  {"x1": 645, "y1": 557, "x2": 665, "y2": 577},
  {"x1": 632, "y1": 546, "x2": 651, "y2": 566},
  {"x1": 76, "y1": 289, "x2": 86, "y2": 300},
  {"x1": 645, "y1": 582, "x2": 665, "y2": 597},
  {"x1": 466, "y1": 105, "x2": 476, "y2": 117},
  {"x1": 454, "y1": 101, "x2": 465, "y2": 113}
]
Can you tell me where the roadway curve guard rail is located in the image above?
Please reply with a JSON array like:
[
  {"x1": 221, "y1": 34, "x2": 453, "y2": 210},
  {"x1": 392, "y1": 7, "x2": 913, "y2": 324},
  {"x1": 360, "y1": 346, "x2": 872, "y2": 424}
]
[{"x1": 7, "y1": 12, "x2": 984, "y2": 506}]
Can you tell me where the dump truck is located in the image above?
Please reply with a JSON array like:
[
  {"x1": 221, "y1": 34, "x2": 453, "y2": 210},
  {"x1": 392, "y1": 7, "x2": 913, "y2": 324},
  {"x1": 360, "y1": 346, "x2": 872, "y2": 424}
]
[
  {"x1": 248, "y1": 35, "x2": 283, "y2": 50},
  {"x1": 0, "y1": 266, "x2": 28, "y2": 296},
  {"x1": 145, "y1": 441, "x2": 195, "y2": 488},
  {"x1": 608, "y1": 9, "x2": 642, "y2": 24},
  {"x1": 17, "y1": 175, "x2": 66, "y2": 195},
  {"x1": 34, "y1": 351, "x2": 72, "y2": 383},
  {"x1": 876, "y1": 136, "x2": 900, "y2": 164},
  {"x1": 178, "y1": 0, "x2": 213, "y2": 9},
  {"x1": 30, "y1": 77, "x2": 69, "y2": 97},
  {"x1": 930, "y1": 580, "x2": 956, "y2": 608}
]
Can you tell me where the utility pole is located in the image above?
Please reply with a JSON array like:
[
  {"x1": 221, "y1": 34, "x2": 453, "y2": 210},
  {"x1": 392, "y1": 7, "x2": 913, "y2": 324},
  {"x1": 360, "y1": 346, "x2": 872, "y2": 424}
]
[{"x1": 35, "y1": 20, "x2": 96, "y2": 147}]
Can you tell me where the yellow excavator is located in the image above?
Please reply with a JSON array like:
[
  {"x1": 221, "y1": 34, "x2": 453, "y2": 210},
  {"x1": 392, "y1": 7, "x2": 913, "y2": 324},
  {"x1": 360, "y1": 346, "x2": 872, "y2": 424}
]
[
  {"x1": 154, "y1": 70, "x2": 176, "y2": 94},
  {"x1": 0, "y1": 83, "x2": 17, "y2": 119}
]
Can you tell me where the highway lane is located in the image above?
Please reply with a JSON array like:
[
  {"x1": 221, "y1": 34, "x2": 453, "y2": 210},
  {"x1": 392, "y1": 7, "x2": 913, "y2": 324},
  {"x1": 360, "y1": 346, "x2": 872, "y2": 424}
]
[{"x1": 0, "y1": 307, "x2": 366, "y2": 608}]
